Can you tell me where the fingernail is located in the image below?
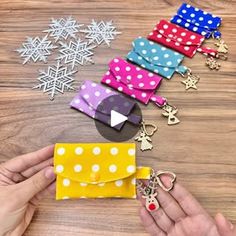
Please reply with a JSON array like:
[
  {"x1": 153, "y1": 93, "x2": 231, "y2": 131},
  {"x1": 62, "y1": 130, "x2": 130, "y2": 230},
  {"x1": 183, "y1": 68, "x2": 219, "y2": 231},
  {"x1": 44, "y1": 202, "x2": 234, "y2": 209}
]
[
  {"x1": 219, "y1": 213, "x2": 234, "y2": 231},
  {"x1": 225, "y1": 217, "x2": 234, "y2": 230},
  {"x1": 45, "y1": 167, "x2": 55, "y2": 179},
  {"x1": 229, "y1": 222, "x2": 234, "y2": 230},
  {"x1": 224, "y1": 215, "x2": 234, "y2": 230}
]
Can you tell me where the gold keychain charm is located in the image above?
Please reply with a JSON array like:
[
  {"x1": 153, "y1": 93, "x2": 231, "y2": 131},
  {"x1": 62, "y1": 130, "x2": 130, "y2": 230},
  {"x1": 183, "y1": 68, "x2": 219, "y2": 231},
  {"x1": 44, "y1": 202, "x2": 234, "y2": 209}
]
[
  {"x1": 136, "y1": 170, "x2": 177, "y2": 212},
  {"x1": 180, "y1": 68, "x2": 200, "y2": 90},
  {"x1": 206, "y1": 56, "x2": 221, "y2": 70},
  {"x1": 215, "y1": 38, "x2": 228, "y2": 54},
  {"x1": 135, "y1": 120, "x2": 157, "y2": 151},
  {"x1": 181, "y1": 72, "x2": 200, "y2": 90},
  {"x1": 155, "y1": 171, "x2": 176, "y2": 192},
  {"x1": 162, "y1": 104, "x2": 180, "y2": 125},
  {"x1": 206, "y1": 37, "x2": 228, "y2": 70}
]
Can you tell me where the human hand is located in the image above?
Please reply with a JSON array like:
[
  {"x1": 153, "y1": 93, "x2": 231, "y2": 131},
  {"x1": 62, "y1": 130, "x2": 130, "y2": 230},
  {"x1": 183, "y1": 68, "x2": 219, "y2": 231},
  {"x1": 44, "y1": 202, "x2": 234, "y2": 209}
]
[
  {"x1": 0, "y1": 145, "x2": 55, "y2": 236},
  {"x1": 139, "y1": 177, "x2": 236, "y2": 236}
]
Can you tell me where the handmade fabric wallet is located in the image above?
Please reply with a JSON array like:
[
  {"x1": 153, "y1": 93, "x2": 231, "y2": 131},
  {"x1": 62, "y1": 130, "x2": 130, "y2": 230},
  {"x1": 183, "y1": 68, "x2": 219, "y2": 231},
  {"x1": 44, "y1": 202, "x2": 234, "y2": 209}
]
[
  {"x1": 171, "y1": 3, "x2": 222, "y2": 39},
  {"x1": 70, "y1": 80, "x2": 141, "y2": 130},
  {"x1": 126, "y1": 37, "x2": 187, "y2": 79},
  {"x1": 54, "y1": 143, "x2": 151, "y2": 199},
  {"x1": 147, "y1": 20, "x2": 218, "y2": 58},
  {"x1": 101, "y1": 57, "x2": 166, "y2": 107}
]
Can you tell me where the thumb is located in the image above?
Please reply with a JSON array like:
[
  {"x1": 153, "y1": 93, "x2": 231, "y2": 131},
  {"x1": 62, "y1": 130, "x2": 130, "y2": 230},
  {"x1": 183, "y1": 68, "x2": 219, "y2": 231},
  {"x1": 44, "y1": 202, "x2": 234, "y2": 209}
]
[
  {"x1": 215, "y1": 213, "x2": 236, "y2": 236},
  {"x1": 16, "y1": 166, "x2": 55, "y2": 204}
]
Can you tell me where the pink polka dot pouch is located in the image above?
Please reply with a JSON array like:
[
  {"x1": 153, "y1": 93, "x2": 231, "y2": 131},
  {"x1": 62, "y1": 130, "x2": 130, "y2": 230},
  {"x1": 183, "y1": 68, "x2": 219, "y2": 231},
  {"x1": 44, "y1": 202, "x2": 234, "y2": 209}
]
[{"x1": 101, "y1": 57, "x2": 166, "y2": 108}]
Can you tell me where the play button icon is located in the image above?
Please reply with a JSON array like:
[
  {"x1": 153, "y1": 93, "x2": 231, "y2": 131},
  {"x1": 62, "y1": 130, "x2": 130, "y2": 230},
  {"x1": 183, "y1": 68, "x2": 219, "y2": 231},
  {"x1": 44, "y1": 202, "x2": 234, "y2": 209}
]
[
  {"x1": 110, "y1": 110, "x2": 128, "y2": 127},
  {"x1": 94, "y1": 94, "x2": 142, "y2": 142}
]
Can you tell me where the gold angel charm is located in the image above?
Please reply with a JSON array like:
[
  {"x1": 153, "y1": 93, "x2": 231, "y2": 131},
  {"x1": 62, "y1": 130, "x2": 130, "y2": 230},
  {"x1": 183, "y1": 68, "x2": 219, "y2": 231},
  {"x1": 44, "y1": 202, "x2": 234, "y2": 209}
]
[
  {"x1": 135, "y1": 121, "x2": 157, "y2": 151},
  {"x1": 135, "y1": 131, "x2": 153, "y2": 151},
  {"x1": 162, "y1": 104, "x2": 180, "y2": 125},
  {"x1": 215, "y1": 39, "x2": 228, "y2": 54}
]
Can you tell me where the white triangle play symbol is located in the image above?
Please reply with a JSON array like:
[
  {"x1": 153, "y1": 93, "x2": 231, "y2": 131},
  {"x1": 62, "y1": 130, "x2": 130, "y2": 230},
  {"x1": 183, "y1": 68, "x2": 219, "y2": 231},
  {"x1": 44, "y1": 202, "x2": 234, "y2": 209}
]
[{"x1": 110, "y1": 110, "x2": 128, "y2": 127}]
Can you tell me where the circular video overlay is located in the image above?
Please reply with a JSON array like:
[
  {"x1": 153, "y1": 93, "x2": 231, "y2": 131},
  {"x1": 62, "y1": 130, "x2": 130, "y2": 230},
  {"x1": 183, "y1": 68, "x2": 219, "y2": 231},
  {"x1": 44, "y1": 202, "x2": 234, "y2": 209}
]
[{"x1": 94, "y1": 94, "x2": 142, "y2": 142}]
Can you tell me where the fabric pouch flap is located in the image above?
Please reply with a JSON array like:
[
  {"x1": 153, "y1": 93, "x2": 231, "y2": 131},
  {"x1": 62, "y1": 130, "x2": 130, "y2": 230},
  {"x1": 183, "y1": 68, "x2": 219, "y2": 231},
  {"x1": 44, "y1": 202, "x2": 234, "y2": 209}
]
[
  {"x1": 148, "y1": 20, "x2": 218, "y2": 57},
  {"x1": 76, "y1": 80, "x2": 116, "y2": 112},
  {"x1": 54, "y1": 143, "x2": 136, "y2": 183},
  {"x1": 132, "y1": 37, "x2": 185, "y2": 68},
  {"x1": 70, "y1": 80, "x2": 141, "y2": 129},
  {"x1": 126, "y1": 37, "x2": 187, "y2": 79},
  {"x1": 102, "y1": 57, "x2": 166, "y2": 107},
  {"x1": 54, "y1": 143, "x2": 151, "y2": 199},
  {"x1": 172, "y1": 3, "x2": 222, "y2": 38},
  {"x1": 153, "y1": 20, "x2": 204, "y2": 46},
  {"x1": 108, "y1": 57, "x2": 162, "y2": 90}
]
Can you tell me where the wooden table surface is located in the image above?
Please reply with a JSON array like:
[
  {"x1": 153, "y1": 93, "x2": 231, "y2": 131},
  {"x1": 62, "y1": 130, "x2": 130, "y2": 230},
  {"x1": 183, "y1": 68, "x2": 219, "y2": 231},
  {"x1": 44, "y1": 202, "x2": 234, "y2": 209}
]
[{"x1": 0, "y1": 0, "x2": 236, "y2": 235}]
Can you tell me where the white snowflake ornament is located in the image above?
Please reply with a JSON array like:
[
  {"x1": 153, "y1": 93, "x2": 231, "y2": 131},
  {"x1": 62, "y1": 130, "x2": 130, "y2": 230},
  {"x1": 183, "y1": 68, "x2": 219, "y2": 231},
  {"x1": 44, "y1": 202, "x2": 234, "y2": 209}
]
[
  {"x1": 57, "y1": 38, "x2": 95, "y2": 69},
  {"x1": 80, "y1": 20, "x2": 121, "y2": 47},
  {"x1": 44, "y1": 16, "x2": 83, "y2": 42},
  {"x1": 33, "y1": 61, "x2": 77, "y2": 100},
  {"x1": 16, "y1": 35, "x2": 56, "y2": 64}
]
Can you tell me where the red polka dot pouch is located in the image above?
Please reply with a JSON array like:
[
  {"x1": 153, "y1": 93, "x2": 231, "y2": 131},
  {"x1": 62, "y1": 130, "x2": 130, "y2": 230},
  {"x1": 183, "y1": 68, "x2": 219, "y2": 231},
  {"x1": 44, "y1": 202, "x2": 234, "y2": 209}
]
[{"x1": 148, "y1": 20, "x2": 218, "y2": 58}]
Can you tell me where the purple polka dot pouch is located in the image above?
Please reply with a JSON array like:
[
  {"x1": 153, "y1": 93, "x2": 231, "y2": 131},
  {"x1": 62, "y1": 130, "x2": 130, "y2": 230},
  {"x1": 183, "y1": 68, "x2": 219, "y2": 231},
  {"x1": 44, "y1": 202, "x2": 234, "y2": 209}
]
[{"x1": 70, "y1": 80, "x2": 141, "y2": 130}]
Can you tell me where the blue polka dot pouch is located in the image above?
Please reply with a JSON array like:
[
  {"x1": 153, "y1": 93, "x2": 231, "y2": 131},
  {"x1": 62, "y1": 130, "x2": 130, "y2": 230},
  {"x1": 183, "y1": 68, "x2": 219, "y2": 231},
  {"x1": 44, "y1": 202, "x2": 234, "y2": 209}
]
[
  {"x1": 171, "y1": 3, "x2": 222, "y2": 39},
  {"x1": 126, "y1": 37, "x2": 188, "y2": 80}
]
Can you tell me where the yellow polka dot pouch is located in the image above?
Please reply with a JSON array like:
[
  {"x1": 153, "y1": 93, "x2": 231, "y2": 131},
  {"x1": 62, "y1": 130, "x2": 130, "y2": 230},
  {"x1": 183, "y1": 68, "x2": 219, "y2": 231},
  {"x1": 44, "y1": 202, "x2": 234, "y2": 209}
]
[{"x1": 54, "y1": 143, "x2": 151, "y2": 200}]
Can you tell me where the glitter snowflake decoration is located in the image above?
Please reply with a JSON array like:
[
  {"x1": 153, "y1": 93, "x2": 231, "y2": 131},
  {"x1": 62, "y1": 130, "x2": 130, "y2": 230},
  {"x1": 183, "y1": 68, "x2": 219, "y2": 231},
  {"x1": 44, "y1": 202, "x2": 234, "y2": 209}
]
[
  {"x1": 57, "y1": 38, "x2": 95, "y2": 69},
  {"x1": 33, "y1": 61, "x2": 77, "y2": 100},
  {"x1": 16, "y1": 35, "x2": 56, "y2": 64},
  {"x1": 80, "y1": 20, "x2": 121, "y2": 47},
  {"x1": 44, "y1": 16, "x2": 83, "y2": 42}
]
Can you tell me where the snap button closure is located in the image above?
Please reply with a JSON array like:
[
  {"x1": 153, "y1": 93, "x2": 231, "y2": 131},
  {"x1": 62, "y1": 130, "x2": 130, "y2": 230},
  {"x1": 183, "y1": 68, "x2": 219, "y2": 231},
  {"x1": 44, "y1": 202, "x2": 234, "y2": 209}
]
[{"x1": 90, "y1": 172, "x2": 100, "y2": 182}]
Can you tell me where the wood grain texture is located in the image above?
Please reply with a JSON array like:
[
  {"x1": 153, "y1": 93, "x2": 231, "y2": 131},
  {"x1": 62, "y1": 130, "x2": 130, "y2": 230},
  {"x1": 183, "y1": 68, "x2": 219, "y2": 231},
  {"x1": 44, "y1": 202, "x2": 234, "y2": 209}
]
[{"x1": 0, "y1": 0, "x2": 236, "y2": 235}]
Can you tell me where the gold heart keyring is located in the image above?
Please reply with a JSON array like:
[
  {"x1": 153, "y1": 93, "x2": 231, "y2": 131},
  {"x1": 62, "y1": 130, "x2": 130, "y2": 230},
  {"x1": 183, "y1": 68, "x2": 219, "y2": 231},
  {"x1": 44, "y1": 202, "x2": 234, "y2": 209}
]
[{"x1": 141, "y1": 120, "x2": 158, "y2": 137}]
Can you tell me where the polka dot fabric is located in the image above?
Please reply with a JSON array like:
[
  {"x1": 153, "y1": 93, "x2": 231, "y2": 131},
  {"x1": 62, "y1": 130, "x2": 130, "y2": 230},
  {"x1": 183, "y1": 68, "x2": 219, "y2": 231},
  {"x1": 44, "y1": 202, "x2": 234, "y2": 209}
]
[
  {"x1": 147, "y1": 20, "x2": 218, "y2": 58},
  {"x1": 101, "y1": 57, "x2": 166, "y2": 107},
  {"x1": 70, "y1": 80, "x2": 141, "y2": 130},
  {"x1": 54, "y1": 143, "x2": 151, "y2": 199},
  {"x1": 171, "y1": 3, "x2": 222, "y2": 39},
  {"x1": 126, "y1": 37, "x2": 187, "y2": 79}
]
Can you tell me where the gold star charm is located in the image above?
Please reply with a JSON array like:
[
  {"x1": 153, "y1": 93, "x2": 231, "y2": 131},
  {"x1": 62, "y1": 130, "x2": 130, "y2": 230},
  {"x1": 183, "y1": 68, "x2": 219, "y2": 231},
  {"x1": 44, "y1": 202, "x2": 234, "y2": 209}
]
[{"x1": 181, "y1": 74, "x2": 199, "y2": 90}]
